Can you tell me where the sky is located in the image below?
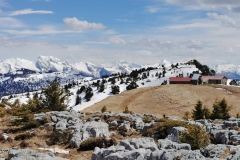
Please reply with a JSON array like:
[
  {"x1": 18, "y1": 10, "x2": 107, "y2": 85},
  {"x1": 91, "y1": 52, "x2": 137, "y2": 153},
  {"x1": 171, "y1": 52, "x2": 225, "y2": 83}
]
[{"x1": 0, "y1": 0, "x2": 240, "y2": 65}]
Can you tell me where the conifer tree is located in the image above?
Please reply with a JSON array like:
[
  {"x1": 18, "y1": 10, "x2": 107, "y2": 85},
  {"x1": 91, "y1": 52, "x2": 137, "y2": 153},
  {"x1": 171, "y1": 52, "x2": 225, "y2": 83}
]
[
  {"x1": 192, "y1": 100, "x2": 204, "y2": 120},
  {"x1": 211, "y1": 99, "x2": 222, "y2": 119},
  {"x1": 42, "y1": 78, "x2": 68, "y2": 111},
  {"x1": 219, "y1": 98, "x2": 231, "y2": 119},
  {"x1": 85, "y1": 87, "x2": 93, "y2": 102},
  {"x1": 111, "y1": 85, "x2": 120, "y2": 95},
  {"x1": 75, "y1": 95, "x2": 81, "y2": 105}
]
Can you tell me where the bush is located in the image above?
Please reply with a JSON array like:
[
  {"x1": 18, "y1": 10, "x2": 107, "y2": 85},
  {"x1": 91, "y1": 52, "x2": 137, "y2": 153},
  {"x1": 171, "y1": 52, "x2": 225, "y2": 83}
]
[
  {"x1": 180, "y1": 124, "x2": 210, "y2": 150},
  {"x1": 111, "y1": 85, "x2": 120, "y2": 95},
  {"x1": 14, "y1": 133, "x2": 34, "y2": 141},
  {"x1": 143, "y1": 119, "x2": 188, "y2": 139},
  {"x1": 142, "y1": 116, "x2": 152, "y2": 123},
  {"x1": 78, "y1": 137, "x2": 117, "y2": 151},
  {"x1": 123, "y1": 106, "x2": 131, "y2": 114},
  {"x1": 47, "y1": 130, "x2": 72, "y2": 145},
  {"x1": 126, "y1": 81, "x2": 138, "y2": 90},
  {"x1": 101, "y1": 106, "x2": 107, "y2": 113},
  {"x1": 0, "y1": 107, "x2": 6, "y2": 117},
  {"x1": 21, "y1": 121, "x2": 39, "y2": 130},
  {"x1": 20, "y1": 141, "x2": 29, "y2": 148}
]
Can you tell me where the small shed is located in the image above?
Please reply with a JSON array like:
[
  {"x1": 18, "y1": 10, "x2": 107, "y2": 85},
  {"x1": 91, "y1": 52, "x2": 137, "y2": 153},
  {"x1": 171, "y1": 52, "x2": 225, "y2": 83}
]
[{"x1": 169, "y1": 77, "x2": 192, "y2": 84}]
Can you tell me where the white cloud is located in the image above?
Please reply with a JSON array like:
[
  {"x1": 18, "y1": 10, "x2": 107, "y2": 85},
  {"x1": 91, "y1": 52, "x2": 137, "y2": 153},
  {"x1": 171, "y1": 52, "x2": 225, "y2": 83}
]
[
  {"x1": 0, "y1": 0, "x2": 9, "y2": 8},
  {"x1": 161, "y1": 0, "x2": 240, "y2": 13},
  {"x1": 4, "y1": 29, "x2": 71, "y2": 35},
  {"x1": 146, "y1": 6, "x2": 161, "y2": 13},
  {"x1": 0, "y1": 17, "x2": 25, "y2": 28},
  {"x1": 207, "y1": 12, "x2": 239, "y2": 28},
  {"x1": 9, "y1": 9, "x2": 53, "y2": 16},
  {"x1": 63, "y1": 17, "x2": 106, "y2": 32},
  {"x1": 108, "y1": 37, "x2": 126, "y2": 45}
]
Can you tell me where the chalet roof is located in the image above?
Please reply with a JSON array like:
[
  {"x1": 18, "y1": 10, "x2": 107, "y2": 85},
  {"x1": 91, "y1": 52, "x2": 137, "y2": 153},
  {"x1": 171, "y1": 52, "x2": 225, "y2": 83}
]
[
  {"x1": 192, "y1": 74, "x2": 201, "y2": 80},
  {"x1": 169, "y1": 77, "x2": 192, "y2": 82},
  {"x1": 201, "y1": 76, "x2": 226, "y2": 82}
]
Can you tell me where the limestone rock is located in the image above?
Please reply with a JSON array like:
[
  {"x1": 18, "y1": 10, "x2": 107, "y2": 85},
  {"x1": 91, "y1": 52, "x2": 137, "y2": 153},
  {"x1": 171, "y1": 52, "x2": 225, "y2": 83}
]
[{"x1": 8, "y1": 149, "x2": 67, "y2": 160}]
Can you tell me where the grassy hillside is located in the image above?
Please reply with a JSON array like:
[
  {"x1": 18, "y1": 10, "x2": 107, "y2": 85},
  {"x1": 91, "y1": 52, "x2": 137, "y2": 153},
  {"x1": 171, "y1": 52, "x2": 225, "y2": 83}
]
[{"x1": 82, "y1": 84, "x2": 240, "y2": 118}]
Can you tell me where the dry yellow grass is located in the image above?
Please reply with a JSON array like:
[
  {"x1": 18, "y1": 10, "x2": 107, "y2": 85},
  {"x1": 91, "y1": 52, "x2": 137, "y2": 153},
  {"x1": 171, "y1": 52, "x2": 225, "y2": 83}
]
[{"x1": 82, "y1": 84, "x2": 240, "y2": 118}]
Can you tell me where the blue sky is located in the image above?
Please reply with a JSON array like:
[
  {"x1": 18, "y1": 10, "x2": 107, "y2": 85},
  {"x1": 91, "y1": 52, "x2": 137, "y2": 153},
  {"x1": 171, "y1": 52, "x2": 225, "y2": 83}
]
[{"x1": 0, "y1": 0, "x2": 240, "y2": 65}]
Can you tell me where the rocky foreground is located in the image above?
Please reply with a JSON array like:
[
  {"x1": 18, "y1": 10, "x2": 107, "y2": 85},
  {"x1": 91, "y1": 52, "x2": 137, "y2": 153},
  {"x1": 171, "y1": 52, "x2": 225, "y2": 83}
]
[{"x1": 3, "y1": 110, "x2": 240, "y2": 159}]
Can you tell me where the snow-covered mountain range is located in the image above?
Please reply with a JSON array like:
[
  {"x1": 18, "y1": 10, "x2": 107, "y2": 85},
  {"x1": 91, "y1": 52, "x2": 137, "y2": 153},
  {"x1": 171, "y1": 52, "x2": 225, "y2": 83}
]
[
  {"x1": 0, "y1": 56, "x2": 240, "y2": 79},
  {"x1": 0, "y1": 56, "x2": 142, "y2": 78},
  {"x1": 214, "y1": 64, "x2": 240, "y2": 79}
]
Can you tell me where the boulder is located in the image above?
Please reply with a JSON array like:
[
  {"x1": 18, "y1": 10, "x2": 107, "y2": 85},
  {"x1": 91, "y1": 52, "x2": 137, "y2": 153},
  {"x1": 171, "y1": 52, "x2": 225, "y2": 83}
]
[
  {"x1": 70, "y1": 121, "x2": 110, "y2": 148},
  {"x1": 200, "y1": 144, "x2": 227, "y2": 158},
  {"x1": 224, "y1": 121, "x2": 239, "y2": 128},
  {"x1": 230, "y1": 135, "x2": 240, "y2": 145},
  {"x1": 158, "y1": 139, "x2": 191, "y2": 150},
  {"x1": 211, "y1": 130, "x2": 229, "y2": 144},
  {"x1": 166, "y1": 126, "x2": 186, "y2": 143},
  {"x1": 92, "y1": 138, "x2": 158, "y2": 160},
  {"x1": 181, "y1": 150, "x2": 206, "y2": 160},
  {"x1": 55, "y1": 120, "x2": 67, "y2": 131},
  {"x1": 8, "y1": 149, "x2": 67, "y2": 160}
]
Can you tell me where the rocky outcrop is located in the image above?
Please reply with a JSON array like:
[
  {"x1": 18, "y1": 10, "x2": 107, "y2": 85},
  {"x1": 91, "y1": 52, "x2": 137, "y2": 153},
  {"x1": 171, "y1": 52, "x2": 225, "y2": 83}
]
[
  {"x1": 8, "y1": 149, "x2": 67, "y2": 160},
  {"x1": 92, "y1": 138, "x2": 199, "y2": 160},
  {"x1": 70, "y1": 121, "x2": 110, "y2": 148}
]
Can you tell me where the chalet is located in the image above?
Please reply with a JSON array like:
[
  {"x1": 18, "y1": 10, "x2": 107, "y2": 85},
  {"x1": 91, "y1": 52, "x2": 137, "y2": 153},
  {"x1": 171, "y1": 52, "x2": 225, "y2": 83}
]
[
  {"x1": 169, "y1": 77, "x2": 192, "y2": 84},
  {"x1": 201, "y1": 76, "x2": 227, "y2": 85},
  {"x1": 191, "y1": 74, "x2": 201, "y2": 85}
]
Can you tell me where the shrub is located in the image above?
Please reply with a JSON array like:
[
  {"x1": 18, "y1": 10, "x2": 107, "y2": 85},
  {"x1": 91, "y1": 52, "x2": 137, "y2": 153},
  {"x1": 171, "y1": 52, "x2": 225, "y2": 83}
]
[
  {"x1": 111, "y1": 85, "x2": 120, "y2": 95},
  {"x1": 142, "y1": 116, "x2": 152, "y2": 123},
  {"x1": 0, "y1": 107, "x2": 6, "y2": 118},
  {"x1": 14, "y1": 133, "x2": 34, "y2": 141},
  {"x1": 126, "y1": 81, "x2": 138, "y2": 90},
  {"x1": 20, "y1": 141, "x2": 29, "y2": 148},
  {"x1": 123, "y1": 106, "x2": 130, "y2": 114},
  {"x1": 47, "y1": 130, "x2": 72, "y2": 145},
  {"x1": 143, "y1": 119, "x2": 188, "y2": 139},
  {"x1": 101, "y1": 106, "x2": 107, "y2": 113},
  {"x1": 180, "y1": 124, "x2": 210, "y2": 150},
  {"x1": 78, "y1": 137, "x2": 117, "y2": 151},
  {"x1": 22, "y1": 121, "x2": 39, "y2": 130}
]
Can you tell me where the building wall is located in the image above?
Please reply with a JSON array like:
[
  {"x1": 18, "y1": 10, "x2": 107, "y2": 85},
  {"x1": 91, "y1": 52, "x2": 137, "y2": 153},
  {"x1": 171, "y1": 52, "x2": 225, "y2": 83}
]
[
  {"x1": 170, "y1": 81, "x2": 191, "y2": 84},
  {"x1": 221, "y1": 78, "x2": 227, "y2": 85}
]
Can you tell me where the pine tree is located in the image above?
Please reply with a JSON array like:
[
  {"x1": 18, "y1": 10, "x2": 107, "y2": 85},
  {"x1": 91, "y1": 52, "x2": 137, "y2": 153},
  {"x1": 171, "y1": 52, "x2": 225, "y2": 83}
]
[
  {"x1": 203, "y1": 106, "x2": 211, "y2": 119},
  {"x1": 192, "y1": 100, "x2": 204, "y2": 120},
  {"x1": 33, "y1": 92, "x2": 38, "y2": 99},
  {"x1": 42, "y1": 78, "x2": 69, "y2": 111},
  {"x1": 211, "y1": 99, "x2": 222, "y2": 119},
  {"x1": 75, "y1": 95, "x2": 81, "y2": 105},
  {"x1": 111, "y1": 85, "x2": 120, "y2": 95},
  {"x1": 98, "y1": 83, "x2": 105, "y2": 92},
  {"x1": 218, "y1": 98, "x2": 231, "y2": 119},
  {"x1": 85, "y1": 87, "x2": 93, "y2": 102}
]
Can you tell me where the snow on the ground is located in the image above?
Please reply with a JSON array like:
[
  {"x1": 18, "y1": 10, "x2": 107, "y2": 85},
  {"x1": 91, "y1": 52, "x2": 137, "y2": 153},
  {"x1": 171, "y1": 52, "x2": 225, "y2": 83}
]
[
  {"x1": 6, "y1": 60, "x2": 234, "y2": 113},
  {"x1": 38, "y1": 147, "x2": 69, "y2": 154}
]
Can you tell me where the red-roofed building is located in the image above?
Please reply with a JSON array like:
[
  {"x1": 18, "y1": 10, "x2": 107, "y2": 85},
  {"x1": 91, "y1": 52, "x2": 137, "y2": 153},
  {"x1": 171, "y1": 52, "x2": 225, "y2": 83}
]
[
  {"x1": 169, "y1": 77, "x2": 192, "y2": 84},
  {"x1": 201, "y1": 76, "x2": 227, "y2": 85}
]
